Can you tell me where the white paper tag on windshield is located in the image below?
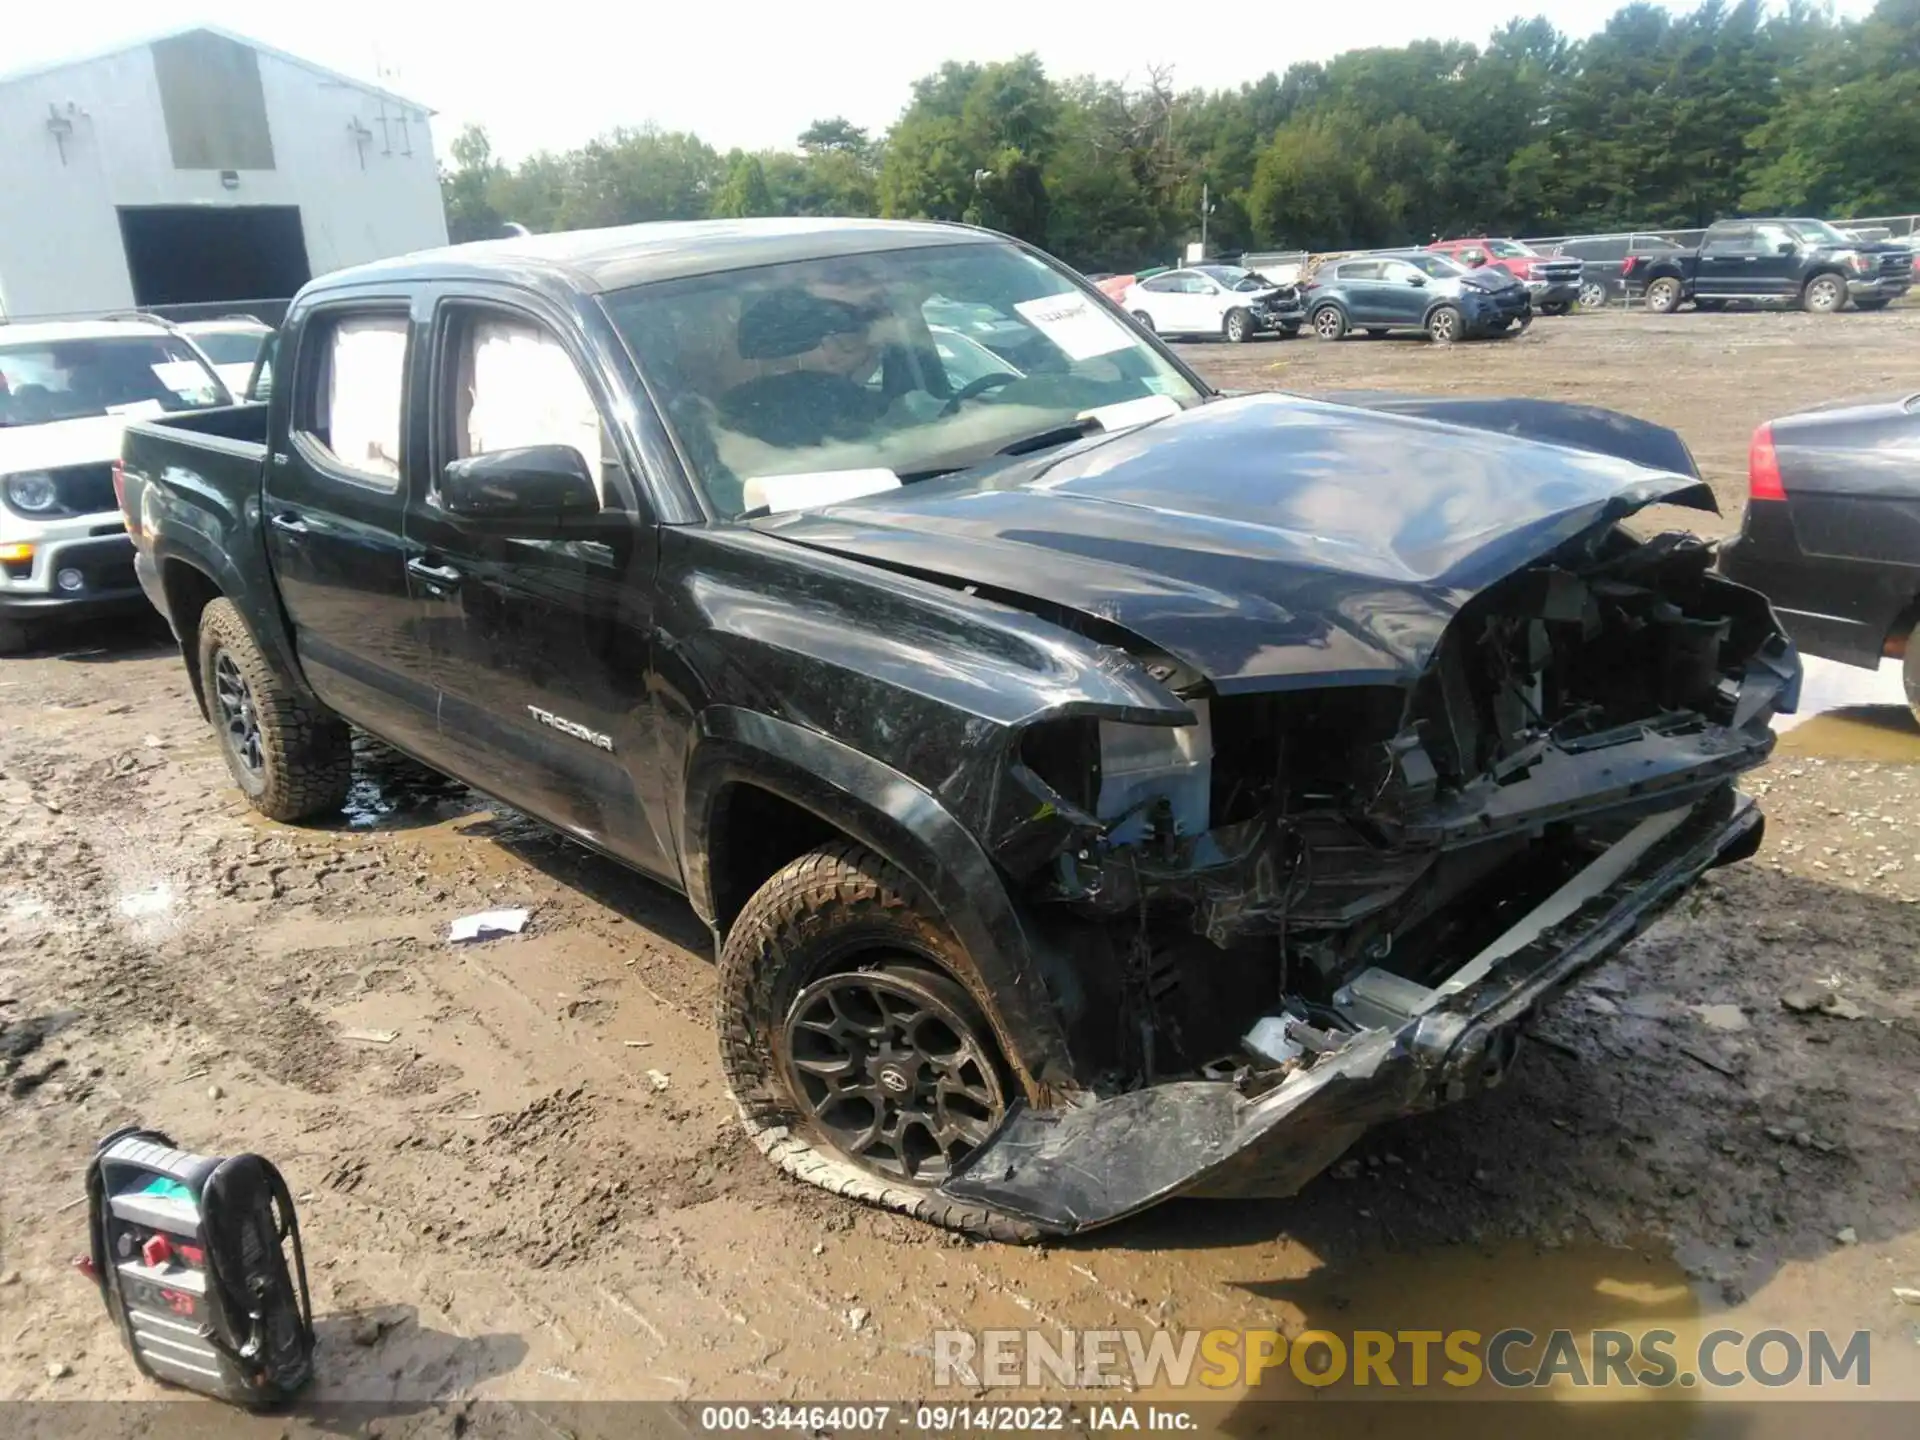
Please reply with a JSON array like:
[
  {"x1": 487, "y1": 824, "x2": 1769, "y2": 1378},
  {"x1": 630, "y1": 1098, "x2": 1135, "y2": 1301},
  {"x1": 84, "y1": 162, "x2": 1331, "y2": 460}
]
[
  {"x1": 1079, "y1": 395, "x2": 1182, "y2": 432},
  {"x1": 106, "y1": 399, "x2": 166, "y2": 419},
  {"x1": 742, "y1": 468, "x2": 902, "y2": 515},
  {"x1": 1014, "y1": 293, "x2": 1133, "y2": 361},
  {"x1": 151, "y1": 361, "x2": 215, "y2": 396}
]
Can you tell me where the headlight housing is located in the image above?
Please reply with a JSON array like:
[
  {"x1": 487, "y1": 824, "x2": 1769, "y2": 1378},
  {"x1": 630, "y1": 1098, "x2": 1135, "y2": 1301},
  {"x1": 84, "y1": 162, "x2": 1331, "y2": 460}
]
[{"x1": 3, "y1": 471, "x2": 59, "y2": 515}]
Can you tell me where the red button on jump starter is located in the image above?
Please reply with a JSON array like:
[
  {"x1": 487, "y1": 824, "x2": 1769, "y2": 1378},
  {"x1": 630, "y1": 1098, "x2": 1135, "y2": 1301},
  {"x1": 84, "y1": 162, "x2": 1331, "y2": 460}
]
[{"x1": 141, "y1": 1234, "x2": 172, "y2": 1269}]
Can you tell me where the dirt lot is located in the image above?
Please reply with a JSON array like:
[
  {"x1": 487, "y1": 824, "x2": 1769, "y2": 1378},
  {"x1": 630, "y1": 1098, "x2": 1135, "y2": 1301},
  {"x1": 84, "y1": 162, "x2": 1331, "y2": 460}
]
[{"x1": 3, "y1": 306, "x2": 1918, "y2": 1421}]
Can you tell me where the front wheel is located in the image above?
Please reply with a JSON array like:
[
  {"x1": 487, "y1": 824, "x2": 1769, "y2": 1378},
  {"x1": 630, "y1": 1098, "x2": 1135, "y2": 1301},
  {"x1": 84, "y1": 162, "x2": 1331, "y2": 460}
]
[
  {"x1": 1645, "y1": 277, "x2": 1683, "y2": 313},
  {"x1": 717, "y1": 842, "x2": 1038, "y2": 1242},
  {"x1": 0, "y1": 619, "x2": 35, "y2": 656},
  {"x1": 1426, "y1": 304, "x2": 1463, "y2": 344},
  {"x1": 197, "y1": 598, "x2": 352, "y2": 822},
  {"x1": 1131, "y1": 309, "x2": 1156, "y2": 333},
  {"x1": 1577, "y1": 281, "x2": 1609, "y2": 310},
  {"x1": 1223, "y1": 308, "x2": 1254, "y2": 343},
  {"x1": 1802, "y1": 274, "x2": 1846, "y2": 313},
  {"x1": 1311, "y1": 305, "x2": 1348, "y2": 341}
]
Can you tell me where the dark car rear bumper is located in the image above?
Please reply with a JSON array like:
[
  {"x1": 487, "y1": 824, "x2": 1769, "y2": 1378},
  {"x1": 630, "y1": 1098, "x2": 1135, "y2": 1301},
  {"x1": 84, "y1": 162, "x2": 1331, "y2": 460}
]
[
  {"x1": 1719, "y1": 511, "x2": 1916, "y2": 669},
  {"x1": 939, "y1": 789, "x2": 1763, "y2": 1235}
]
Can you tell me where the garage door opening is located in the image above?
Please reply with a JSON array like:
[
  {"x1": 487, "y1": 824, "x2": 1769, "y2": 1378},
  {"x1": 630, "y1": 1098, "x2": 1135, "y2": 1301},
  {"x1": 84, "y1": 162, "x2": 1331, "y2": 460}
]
[{"x1": 118, "y1": 205, "x2": 312, "y2": 307}]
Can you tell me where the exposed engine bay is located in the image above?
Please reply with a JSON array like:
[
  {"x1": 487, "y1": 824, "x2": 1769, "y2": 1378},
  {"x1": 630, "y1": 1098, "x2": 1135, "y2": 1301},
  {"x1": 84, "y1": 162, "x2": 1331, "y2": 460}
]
[{"x1": 998, "y1": 525, "x2": 1794, "y2": 1092}]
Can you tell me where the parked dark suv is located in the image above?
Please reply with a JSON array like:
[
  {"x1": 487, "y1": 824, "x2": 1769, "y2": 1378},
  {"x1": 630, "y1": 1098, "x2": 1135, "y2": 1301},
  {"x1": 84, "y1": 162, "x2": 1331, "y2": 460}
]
[
  {"x1": 1301, "y1": 252, "x2": 1529, "y2": 342},
  {"x1": 1552, "y1": 234, "x2": 1687, "y2": 309}
]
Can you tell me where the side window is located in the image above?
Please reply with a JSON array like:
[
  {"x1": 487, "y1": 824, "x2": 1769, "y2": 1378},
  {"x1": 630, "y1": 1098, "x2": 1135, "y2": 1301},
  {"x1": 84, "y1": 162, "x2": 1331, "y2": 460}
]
[
  {"x1": 1339, "y1": 261, "x2": 1383, "y2": 281},
  {"x1": 1381, "y1": 261, "x2": 1421, "y2": 284},
  {"x1": 294, "y1": 310, "x2": 409, "y2": 488},
  {"x1": 1184, "y1": 274, "x2": 1218, "y2": 294},
  {"x1": 1752, "y1": 224, "x2": 1796, "y2": 253},
  {"x1": 442, "y1": 309, "x2": 614, "y2": 505},
  {"x1": 1140, "y1": 275, "x2": 1182, "y2": 293},
  {"x1": 1703, "y1": 226, "x2": 1752, "y2": 256}
]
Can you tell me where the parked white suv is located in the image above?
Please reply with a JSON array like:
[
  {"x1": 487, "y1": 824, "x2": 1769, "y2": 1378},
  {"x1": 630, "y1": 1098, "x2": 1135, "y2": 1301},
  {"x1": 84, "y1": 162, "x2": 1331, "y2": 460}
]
[
  {"x1": 0, "y1": 318, "x2": 230, "y2": 653},
  {"x1": 1120, "y1": 265, "x2": 1304, "y2": 342}
]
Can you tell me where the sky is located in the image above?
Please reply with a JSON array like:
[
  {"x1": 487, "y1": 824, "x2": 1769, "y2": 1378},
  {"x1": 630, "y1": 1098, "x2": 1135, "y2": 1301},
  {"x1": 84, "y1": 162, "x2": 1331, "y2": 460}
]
[{"x1": 4, "y1": 0, "x2": 1884, "y2": 163}]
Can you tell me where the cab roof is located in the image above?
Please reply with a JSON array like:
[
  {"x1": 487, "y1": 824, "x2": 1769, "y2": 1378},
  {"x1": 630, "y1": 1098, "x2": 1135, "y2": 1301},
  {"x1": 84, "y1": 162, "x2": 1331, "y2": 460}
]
[{"x1": 313, "y1": 218, "x2": 1002, "y2": 297}]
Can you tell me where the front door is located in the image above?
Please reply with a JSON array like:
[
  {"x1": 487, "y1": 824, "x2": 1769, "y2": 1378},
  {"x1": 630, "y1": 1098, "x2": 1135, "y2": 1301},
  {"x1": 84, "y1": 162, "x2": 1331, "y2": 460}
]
[
  {"x1": 261, "y1": 296, "x2": 442, "y2": 758},
  {"x1": 1695, "y1": 226, "x2": 1756, "y2": 300},
  {"x1": 403, "y1": 291, "x2": 674, "y2": 881},
  {"x1": 1747, "y1": 222, "x2": 1804, "y2": 300},
  {"x1": 1377, "y1": 260, "x2": 1436, "y2": 325}
]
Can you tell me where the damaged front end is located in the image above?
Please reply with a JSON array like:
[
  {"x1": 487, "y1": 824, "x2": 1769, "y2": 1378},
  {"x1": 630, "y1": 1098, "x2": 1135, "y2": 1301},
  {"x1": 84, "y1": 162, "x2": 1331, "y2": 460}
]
[{"x1": 941, "y1": 525, "x2": 1797, "y2": 1234}]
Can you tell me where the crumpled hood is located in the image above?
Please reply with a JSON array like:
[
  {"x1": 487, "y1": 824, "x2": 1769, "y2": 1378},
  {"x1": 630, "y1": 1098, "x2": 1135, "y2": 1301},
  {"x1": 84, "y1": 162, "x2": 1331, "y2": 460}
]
[{"x1": 755, "y1": 393, "x2": 1715, "y2": 693}]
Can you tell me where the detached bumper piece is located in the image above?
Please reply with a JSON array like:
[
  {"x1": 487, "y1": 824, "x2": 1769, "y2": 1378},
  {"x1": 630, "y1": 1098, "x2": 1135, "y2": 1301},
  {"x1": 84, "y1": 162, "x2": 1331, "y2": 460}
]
[{"x1": 940, "y1": 791, "x2": 1760, "y2": 1235}]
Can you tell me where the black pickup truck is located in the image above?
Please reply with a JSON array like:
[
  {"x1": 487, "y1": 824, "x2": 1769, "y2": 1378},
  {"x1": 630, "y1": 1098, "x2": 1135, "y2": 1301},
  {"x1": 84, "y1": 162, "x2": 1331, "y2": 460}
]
[
  {"x1": 119, "y1": 219, "x2": 1797, "y2": 1240},
  {"x1": 1630, "y1": 217, "x2": 1914, "y2": 314}
]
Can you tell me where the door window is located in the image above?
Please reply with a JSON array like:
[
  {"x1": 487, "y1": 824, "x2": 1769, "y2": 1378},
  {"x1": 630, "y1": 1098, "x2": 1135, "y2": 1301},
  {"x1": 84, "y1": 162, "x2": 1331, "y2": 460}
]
[
  {"x1": 1380, "y1": 261, "x2": 1425, "y2": 285},
  {"x1": 1751, "y1": 223, "x2": 1797, "y2": 255},
  {"x1": 1140, "y1": 275, "x2": 1183, "y2": 293},
  {"x1": 445, "y1": 312, "x2": 612, "y2": 504},
  {"x1": 295, "y1": 311, "x2": 409, "y2": 488},
  {"x1": 1336, "y1": 261, "x2": 1383, "y2": 281},
  {"x1": 1702, "y1": 227, "x2": 1754, "y2": 257}
]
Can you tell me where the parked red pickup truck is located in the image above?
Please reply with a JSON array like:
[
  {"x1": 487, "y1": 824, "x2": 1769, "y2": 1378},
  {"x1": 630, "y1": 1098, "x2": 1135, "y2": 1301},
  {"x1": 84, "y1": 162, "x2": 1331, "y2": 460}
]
[{"x1": 1428, "y1": 238, "x2": 1584, "y2": 315}]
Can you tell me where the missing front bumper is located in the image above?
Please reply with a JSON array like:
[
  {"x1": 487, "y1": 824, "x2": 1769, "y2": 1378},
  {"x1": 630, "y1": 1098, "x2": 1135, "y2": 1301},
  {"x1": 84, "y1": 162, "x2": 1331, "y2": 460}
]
[{"x1": 938, "y1": 791, "x2": 1761, "y2": 1235}]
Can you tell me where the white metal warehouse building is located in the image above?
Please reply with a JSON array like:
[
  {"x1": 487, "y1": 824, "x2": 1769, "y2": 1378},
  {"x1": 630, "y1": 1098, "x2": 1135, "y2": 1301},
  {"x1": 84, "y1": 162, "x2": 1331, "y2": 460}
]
[{"x1": 0, "y1": 26, "x2": 448, "y2": 322}]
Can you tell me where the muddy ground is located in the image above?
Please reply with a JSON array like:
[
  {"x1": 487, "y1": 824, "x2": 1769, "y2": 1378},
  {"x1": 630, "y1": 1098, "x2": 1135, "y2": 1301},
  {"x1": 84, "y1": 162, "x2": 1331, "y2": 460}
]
[{"x1": 2, "y1": 306, "x2": 1918, "y2": 1426}]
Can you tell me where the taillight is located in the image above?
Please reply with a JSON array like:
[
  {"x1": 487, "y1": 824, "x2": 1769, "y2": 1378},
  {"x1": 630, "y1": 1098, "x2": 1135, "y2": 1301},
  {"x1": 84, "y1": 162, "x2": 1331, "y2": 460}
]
[
  {"x1": 112, "y1": 459, "x2": 140, "y2": 537},
  {"x1": 1620, "y1": 256, "x2": 1640, "y2": 277},
  {"x1": 1748, "y1": 423, "x2": 1786, "y2": 502}
]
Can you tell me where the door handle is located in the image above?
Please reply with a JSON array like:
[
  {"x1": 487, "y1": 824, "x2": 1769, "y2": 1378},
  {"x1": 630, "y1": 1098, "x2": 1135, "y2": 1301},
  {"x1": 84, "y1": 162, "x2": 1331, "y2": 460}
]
[
  {"x1": 407, "y1": 556, "x2": 463, "y2": 587},
  {"x1": 268, "y1": 512, "x2": 309, "y2": 535}
]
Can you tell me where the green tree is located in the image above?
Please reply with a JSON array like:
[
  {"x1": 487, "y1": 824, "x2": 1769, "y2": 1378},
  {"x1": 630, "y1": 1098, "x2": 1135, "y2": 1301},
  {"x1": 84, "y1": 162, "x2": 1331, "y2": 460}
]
[
  {"x1": 711, "y1": 151, "x2": 775, "y2": 217},
  {"x1": 440, "y1": 124, "x2": 506, "y2": 242}
]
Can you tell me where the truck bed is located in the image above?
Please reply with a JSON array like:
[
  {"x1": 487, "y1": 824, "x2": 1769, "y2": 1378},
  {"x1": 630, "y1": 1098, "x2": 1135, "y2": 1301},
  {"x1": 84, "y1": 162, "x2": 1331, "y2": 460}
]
[{"x1": 128, "y1": 401, "x2": 271, "y2": 457}]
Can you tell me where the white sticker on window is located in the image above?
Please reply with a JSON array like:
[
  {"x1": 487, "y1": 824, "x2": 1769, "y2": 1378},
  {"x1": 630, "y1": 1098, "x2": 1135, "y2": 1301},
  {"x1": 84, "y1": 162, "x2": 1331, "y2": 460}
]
[
  {"x1": 151, "y1": 361, "x2": 216, "y2": 396},
  {"x1": 1014, "y1": 293, "x2": 1133, "y2": 361},
  {"x1": 741, "y1": 468, "x2": 901, "y2": 516}
]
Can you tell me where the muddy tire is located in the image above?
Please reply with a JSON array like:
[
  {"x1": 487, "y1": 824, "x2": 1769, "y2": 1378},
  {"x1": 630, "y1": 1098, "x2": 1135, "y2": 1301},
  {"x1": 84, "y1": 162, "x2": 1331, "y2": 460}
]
[
  {"x1": 1426, "y1": 304, "x2": 1463, "y2": 344},
  {"x1": 1802, "y1": 273, "x2": 1846, "y2": 313},
  {"x1": 1645, "y1": 277, "x2": 1683, "y2": 313},
  {"x1": 0, "y1": 619, "x2": 34, "y2": 656},
  {"x1": 1311, "y1": 304, "x2": 1347, "y2": 341},
  {"x1": 196, "y1": 598, "x2": 352, "y2": 822},
  {"x1": 717, "y1": 842, "x2": 1041, "y2": 1243},
  {"x1": 1223, "y1": 308, "x2": 1254, "y2": 343}
]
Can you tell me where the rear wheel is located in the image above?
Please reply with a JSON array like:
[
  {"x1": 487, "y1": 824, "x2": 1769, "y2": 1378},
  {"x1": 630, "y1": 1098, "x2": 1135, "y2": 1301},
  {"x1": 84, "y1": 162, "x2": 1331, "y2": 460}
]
[
  {"x1": 0, "y1": 619, "x2": 34, "y2": 656},
  {"x1": 1426, "y1": 304, "x2": 1463, "y2": 344},
  {"x1": 1645, "y1": 277, "x2": 1683, "y2": 313},
  {"x1": 1577, "y1": 280, "x2": 1609, "y2": 310},
  {"x1": 1311, "y1": 305, "x2": 1347, "y2": 341},
  {"x1": 1802, "y1": 273, "x2": 1846, "y2": 313},
  {"x1": 1131, "y1": 309, "x2": 1155, "y2": 333},
  {"x1": 1223, "y1": 308, "x2": 1254, "y2": 343},
  {"x1": 197, "y1": 598, "x2": 352, "y2": 822},
  {"x1": 717, "y1": 842, "x2": 1038, "y2": 1242}
]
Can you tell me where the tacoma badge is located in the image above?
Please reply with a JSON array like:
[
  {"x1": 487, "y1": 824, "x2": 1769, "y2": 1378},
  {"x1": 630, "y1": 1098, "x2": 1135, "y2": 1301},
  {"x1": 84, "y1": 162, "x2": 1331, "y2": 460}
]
[{"x1": 526, "y1": 705, "x2": 614, "y2": 752}]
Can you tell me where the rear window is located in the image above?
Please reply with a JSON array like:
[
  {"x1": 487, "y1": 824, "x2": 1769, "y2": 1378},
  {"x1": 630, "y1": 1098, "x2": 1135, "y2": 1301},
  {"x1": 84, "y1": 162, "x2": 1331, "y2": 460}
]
[
  {"x1": 0, "y1": 335, "x2": 225, "y2": 428},
  {"x1": 194, "y1": 330, "x2": 269, "y2": 366}
]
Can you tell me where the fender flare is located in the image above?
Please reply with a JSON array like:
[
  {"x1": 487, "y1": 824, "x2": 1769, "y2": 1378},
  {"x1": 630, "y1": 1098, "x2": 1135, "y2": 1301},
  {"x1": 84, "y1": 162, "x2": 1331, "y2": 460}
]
[
  {"x1": 684, "y1": 706, "x2": 1078, "y2": 1099},
  {"x1": 147, "y1": 529, "x2": 320, "y2": 716}
]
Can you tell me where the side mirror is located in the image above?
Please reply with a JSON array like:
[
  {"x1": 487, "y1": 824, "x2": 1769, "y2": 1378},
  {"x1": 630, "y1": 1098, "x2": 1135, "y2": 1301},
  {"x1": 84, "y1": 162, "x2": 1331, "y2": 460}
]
[
  {"x1": 1776, "y1": 242, "x2": 1797, "y2": 256},
  {"x1": 441, "y1": 444, "x2": 601, "y2": 522},
  {"x1": 1407, "y1": 274, "x2": 1427, "y2": 287}
]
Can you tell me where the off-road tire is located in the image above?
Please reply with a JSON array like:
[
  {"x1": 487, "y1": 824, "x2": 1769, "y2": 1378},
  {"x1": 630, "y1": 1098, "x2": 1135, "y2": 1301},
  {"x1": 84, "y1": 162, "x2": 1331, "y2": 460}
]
[
  {"x1": 0, "y1": 619, "x2": 34, "y2": 656},
  {"x1": 1311, "y1": 304, "x2": 1347, "y2": 341},
  {"x1": 1802, "y1": 273, "x2": 1846, "y2": 313},
  {"x1": 1426, "y1": 304, "x2": 1463, "y2": 344},
  {"x1": 1646, "y1": 277, "x2": 1683, "y2": 313},
  {"x1": 717, "y1": 841, "x2": 1042, "y2": 1243},
  {"x1": 1223, "y1": 308, "x2": 1254, "y2": 343},
  {"x1": 196, "y1": 598, "x2": 352, "y2": 822}
]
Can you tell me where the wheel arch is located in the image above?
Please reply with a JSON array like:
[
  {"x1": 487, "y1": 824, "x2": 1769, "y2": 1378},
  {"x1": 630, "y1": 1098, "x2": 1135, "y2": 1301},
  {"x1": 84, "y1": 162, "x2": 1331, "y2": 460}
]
[{"x1": 684, "y1": 707, "x2": 1078, "y2": 1102}]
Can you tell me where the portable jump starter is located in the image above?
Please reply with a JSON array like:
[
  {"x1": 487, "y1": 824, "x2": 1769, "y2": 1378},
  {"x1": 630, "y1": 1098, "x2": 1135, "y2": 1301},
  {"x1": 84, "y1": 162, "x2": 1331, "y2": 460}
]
[{"x1": 84, "y1": 1126, "x2": 314, "y2": 1406}]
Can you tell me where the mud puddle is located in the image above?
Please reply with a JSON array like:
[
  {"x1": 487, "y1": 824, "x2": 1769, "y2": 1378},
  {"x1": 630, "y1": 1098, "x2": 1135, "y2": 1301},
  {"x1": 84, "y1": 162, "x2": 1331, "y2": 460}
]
[
  {"x1": 337, "y1": 734, "x2": 486, "y2": 830},
  {"x1": 1774, "y1": 657, "x2": 1919, "y2": 762}
]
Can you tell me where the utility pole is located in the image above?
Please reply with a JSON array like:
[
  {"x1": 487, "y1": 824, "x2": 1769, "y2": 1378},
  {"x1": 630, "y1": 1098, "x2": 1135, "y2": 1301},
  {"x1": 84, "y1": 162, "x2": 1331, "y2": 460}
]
[{"x1": 1200, "y1": 182, "x2": 1210, "y2": 255}]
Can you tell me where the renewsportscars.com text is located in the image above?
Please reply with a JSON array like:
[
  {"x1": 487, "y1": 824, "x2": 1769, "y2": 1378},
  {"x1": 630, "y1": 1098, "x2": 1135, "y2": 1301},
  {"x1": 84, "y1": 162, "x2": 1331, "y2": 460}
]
[{"x1": 933, "y1": 1326, "x2": 1874, "y2": 1391}]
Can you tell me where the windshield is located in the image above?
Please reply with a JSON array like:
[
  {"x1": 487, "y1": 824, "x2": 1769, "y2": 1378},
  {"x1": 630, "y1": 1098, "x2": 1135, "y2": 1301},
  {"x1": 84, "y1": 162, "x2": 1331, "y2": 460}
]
[
  {"x1": 1195, "y1": 265, "x2": 1268, "y2": 292},
  {"x1": 192, "y1": 330, "x2": 269, "y2": 365},
  {"x1": 0, "y1": 335, "x2": 226, "y2": 428},
  {"x1": 1789, "y1": 219, "x2": 1851, "y2": 246},
  {"x1": 1484, "y1": 239, "x2": 1535, "y2": 258},
  {"x1": 606, "y1": 240, "x2": 1204, "y2": 519}
]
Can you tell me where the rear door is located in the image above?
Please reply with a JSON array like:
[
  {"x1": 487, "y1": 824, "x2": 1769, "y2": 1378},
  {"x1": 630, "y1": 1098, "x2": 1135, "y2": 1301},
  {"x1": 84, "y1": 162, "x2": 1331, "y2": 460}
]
[
  {"x1": 1334, "y1": 261, "x2": 1389, "y2": 324},
  {"x1": 261, "y1": 294, "x2": 441, "y2": 758},
  {"x1": 1695, "y1": 225, "x2": 1756, "y2": 299},
  {"x1": 403, "y1": 286, "x2": 675, "y2": 879}
]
